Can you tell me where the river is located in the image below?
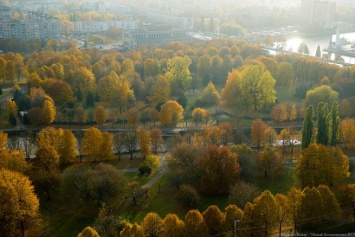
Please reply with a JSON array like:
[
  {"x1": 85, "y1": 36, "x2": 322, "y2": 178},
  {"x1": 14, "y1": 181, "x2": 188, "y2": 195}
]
[{"x1": 284, "y1": 32, "x2": 355, "y2": 64}]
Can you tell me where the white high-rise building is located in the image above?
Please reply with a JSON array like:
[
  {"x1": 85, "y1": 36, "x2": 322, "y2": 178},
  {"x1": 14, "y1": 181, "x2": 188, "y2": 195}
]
[{"x1": 301, "y1": 0, "x2": 336, "y2": 29}]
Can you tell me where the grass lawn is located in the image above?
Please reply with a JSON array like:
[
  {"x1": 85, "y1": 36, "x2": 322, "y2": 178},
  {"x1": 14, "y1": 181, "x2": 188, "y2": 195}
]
[
  {"x1": 256, "y1": 168, "x2": 298, "y2": 194},
  {"x1": 275, "y1": 86, "x2": 301, "y2": 103},
  {"x1": 132, "y1": 174, "x2": 188, "y2": 222},
  {"x1": 40, "y1": 188, "x2": 98, "y2": 237}
]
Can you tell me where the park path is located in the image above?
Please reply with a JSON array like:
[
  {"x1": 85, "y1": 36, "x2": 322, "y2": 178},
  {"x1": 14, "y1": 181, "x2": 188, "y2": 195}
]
[{"x1": 118, "y1": 153, "x2": 169, "y2": 187}]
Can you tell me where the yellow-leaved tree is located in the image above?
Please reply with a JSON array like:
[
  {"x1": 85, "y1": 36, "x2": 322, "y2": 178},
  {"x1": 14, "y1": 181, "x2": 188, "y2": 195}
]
[
  {"x1": 159, "y1": 100, "x2": 184, "y2": 126},
  {"x1": 0, "y1": 169, "x2": 40, "y2": 237},
  {"x1": 136, "y1": 126, "x2": 151, "y2": 159}
]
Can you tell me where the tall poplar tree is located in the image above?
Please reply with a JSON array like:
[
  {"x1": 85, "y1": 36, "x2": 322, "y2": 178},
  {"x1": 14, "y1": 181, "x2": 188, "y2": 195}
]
[
  {"x1": 316, "y1": 102, "x2": 329, "y2": 145},
  {"x1": 329, "y1": 101, "x2": 340, "y2": 146},
  {"x1": 302, "y1": 105, "x2": 314, "y2": 149}
]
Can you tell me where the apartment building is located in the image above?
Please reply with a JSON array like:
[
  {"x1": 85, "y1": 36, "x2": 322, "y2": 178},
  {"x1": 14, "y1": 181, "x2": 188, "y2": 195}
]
[
  {"x1": 72, "y1": 20, "x2": 139, "y2": 35},
  {"x1": 0, "y1": 4, "x2": 61, "y2": 40},
  {"x1": 301, "y1": 0, "x2": 336, "y2": 29},
  {"x1": 123, "y1": 24, "x2": 190, "y2": 49}
]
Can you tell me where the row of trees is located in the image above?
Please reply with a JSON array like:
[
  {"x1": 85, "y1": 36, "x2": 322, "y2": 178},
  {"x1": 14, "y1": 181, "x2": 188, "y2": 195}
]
[{"x1": 97, "y1": 183, "x2": 355, "y2": 237}]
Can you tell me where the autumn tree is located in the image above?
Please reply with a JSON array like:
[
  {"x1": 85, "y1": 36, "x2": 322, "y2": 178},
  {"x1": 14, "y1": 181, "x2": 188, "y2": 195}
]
[
  {"x1": 100, "y1": 132, "x2": 115, "y2": 161},
  {"x1": 167, "y1": 142, "x2": 202, "y2": 190},
  {"x1": 287, "y1": 187, "x2": 303, "y2": 232},
  {"x1": 298, "y1": 186, "x2": 340, "y2": 230},
  {"x1": 81, "y1": 127, "x2": 103, "y2": 162},
  {"x1": 136, "y1": 126, "x2": 151, "y2": 159},
  {"x1": 221, "y1": 69, "x2": 243, "y2": 107},
  {"x1": 258, "y1": 146, "x2": 283, "y2": 179},
  {"x1": 159, "y1": 100, "x2": 184, "y2": 126},
  {"x1": 241, "y1": 65, "x2": 276, "y2": 111},
  {"x1": 94, "y1": 105, "x2": 107, "y2": 126},
  {"x1": 27, "y1": 87, "x2": 56, "y2": 125},
  {"x1": 271, "y1": 103, "x2": 287, "y2": 122},
  {"x1": 275, "y1": 193, "x2": 291, "y2": 236},
  {"x1": 296, "y1": 144, "x2": 350, "y2": 188},
  {"x1": 0, "y1": 149, "x2": 30, "y2": 174},
  {"x1": 252, "y1": 190, "x2": 278, "y2": 237},
  {"x1": 224, "y1": 205, "x2": 243, "y2": 233},
  {"x1": 141, "y1": 212, "x2": 163, "y2": 237},
  {"x1": 183, "y1": 210, "x2": 209, "y2": 237},
  {"x1": 150, "y1": 128, "x2": 163, "y2": 154},
  {"x1": 165, "y1": 55, "x2": 192, "y2": 95},
  {"x1": 263, "y1": 127, "x2": 278, "y2": 146},
  {"x1": 161, "y1": 214, "x2": 184, "y2": 237},
  {"x1": 0, "y1": 58, "x2": 7, "y2": 82},
  {"x1": 198, "y1": 145, "x2": 240, "y2": 194},
  {"x1": 229, "y1": 181, "x2": 260, "y2": 209},
  {"x1": 77, "y1": 226, "x2": 100, "y2": 237},
  {"x1": 31, "y1": 146, "x2": 61, "y2": 200},
  {"x1": 0, "y1": 169, "x2": 40, "y2": 237},
  {"x1": 6, "y1": 60, "x2": 15, "y2": 82},
  {"x1": 202, "y1": 205, "x2": 225, "y2": 236},
  {"x1": 251, "y1": 119, "x2": 268, "y2": 150},
  {"x1": 58, "y1": 129, "x2": 78, "y2": 165},
  {"x1": 126, "y1": 108, "x2": 141, "y2": 127},
  {"x1": 120, "y1": 223, "x2": 144, "y2": 237},
  {"x1": 4, "y1": 98, "x2": 18, "y2": 126},
  {"x1": 191, "y1": 108, "x2": 208, "y2": 126},
  {"x1": 340, "y1": 118, "x2": 355, "y2": 148},
  {"x1": 147, "y1": 74, "x2": 170, "y2": 106}
]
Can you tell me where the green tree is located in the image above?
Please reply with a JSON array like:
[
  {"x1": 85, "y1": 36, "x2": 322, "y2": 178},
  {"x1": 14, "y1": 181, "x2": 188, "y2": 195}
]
[
  {"x1": 329, "y1": 101, "x2": 340, "y2": 146},
  {"x1": 302, "y1": 105, "x2": 314, "y2": 149},
  {"x1": 241, "y1": 65, "x2": 276, "y2": 111},
  {"x1": 165, "y1": 56, "x2": 192, "y2": 95},
  {"x1": 305, "y1": 85, "x2": 339, "y2": 108},
  {"x1": 316, "y1": 102, "x2": 329, "y2": 145}
]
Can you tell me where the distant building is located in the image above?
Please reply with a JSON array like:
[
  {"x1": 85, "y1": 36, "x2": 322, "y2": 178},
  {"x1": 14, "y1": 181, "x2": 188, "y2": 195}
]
[
  {"x1": 123, "y1": 24, "x2": 190, "y2": 49},
  {"x1": 0, "y1": 4, "x2": 61, "y2": 41},
  {"x1": 72, "y1": 20, "x2": 139, "y2": 35},
  {"x1": 300, "y1": 0, "x2": 336, "y2": 30}
]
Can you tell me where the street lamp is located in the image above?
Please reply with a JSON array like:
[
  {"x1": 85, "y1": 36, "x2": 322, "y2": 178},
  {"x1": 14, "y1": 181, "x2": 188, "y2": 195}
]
[{"x1": 234, "y1": 220, "x2": 240, "y2": 237}]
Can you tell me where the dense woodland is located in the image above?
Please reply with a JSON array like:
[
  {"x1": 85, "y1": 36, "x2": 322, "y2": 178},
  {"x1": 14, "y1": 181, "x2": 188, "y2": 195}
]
[{"x1": 1, "y1": 38, "x2": 355, "y2": 237}]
